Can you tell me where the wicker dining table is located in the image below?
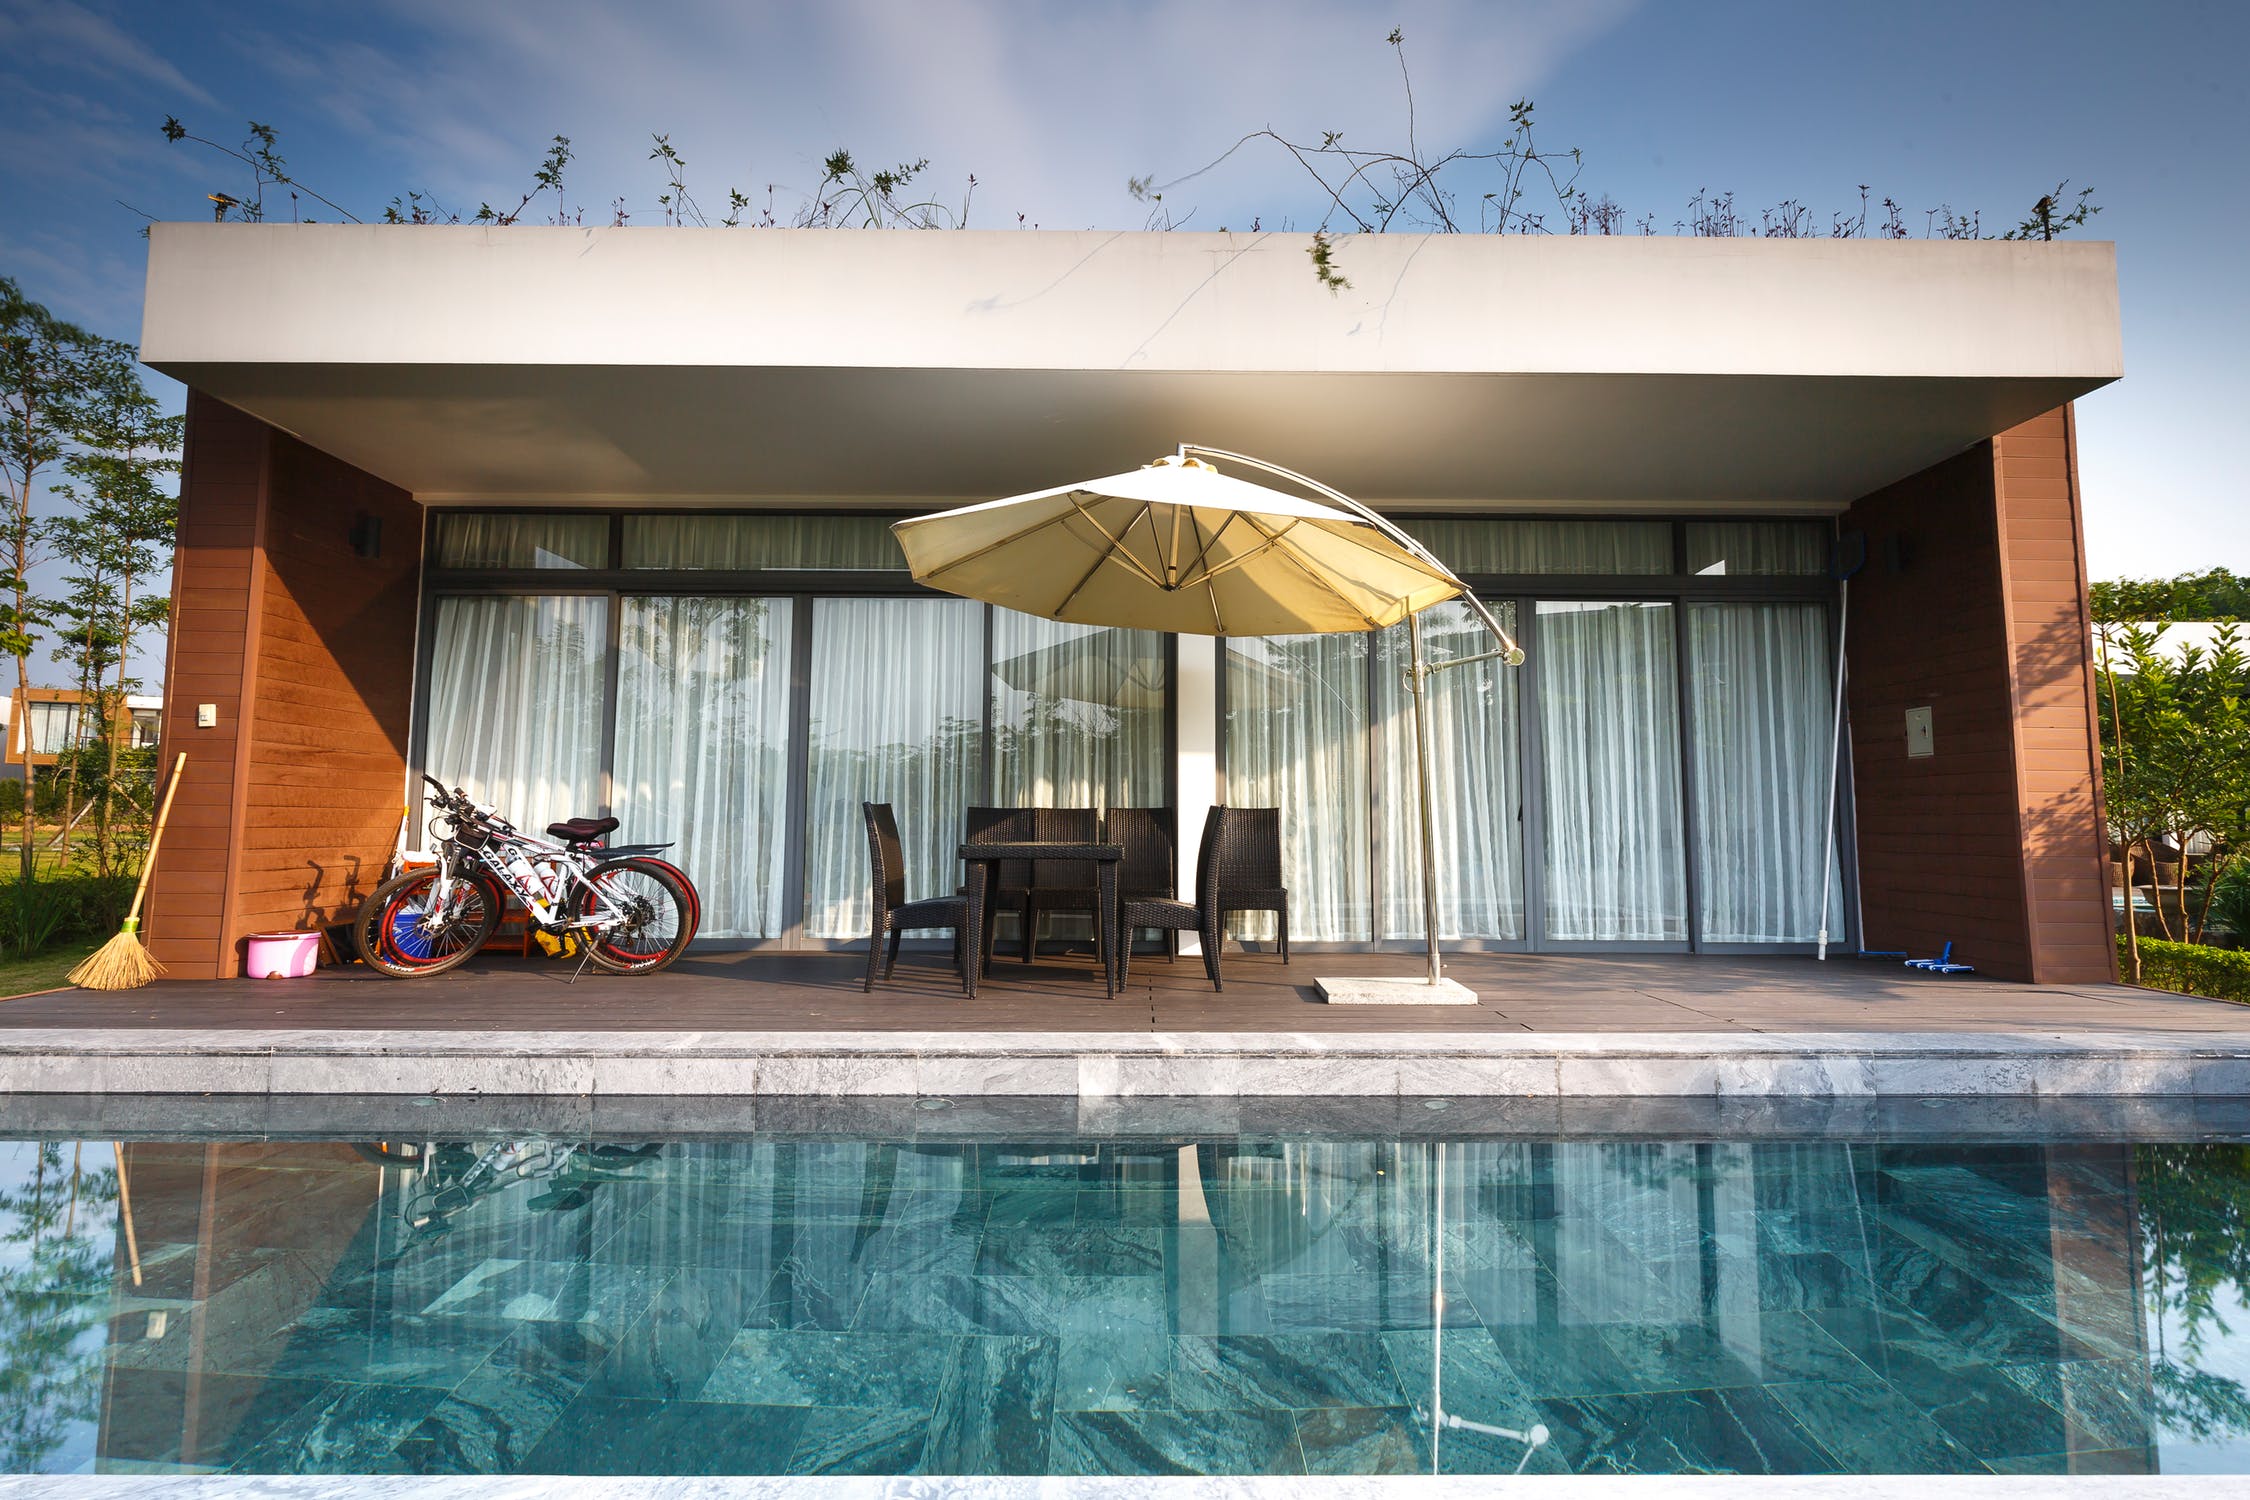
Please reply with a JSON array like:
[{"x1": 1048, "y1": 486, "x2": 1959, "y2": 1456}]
[{"x1": 957, "y1": 840, "x2": 1123, "y2": 999}]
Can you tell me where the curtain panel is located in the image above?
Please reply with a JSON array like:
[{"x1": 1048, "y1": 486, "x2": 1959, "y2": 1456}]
[
  {"x1": 613, "y1": 596, "x2": 796, "y2": 940},
  {"x1": 803, "y1": 597, "x2": 986, "y2": 940},
  {"x1": 424, "y1": 595, "x2": 610, "y2": 836}
]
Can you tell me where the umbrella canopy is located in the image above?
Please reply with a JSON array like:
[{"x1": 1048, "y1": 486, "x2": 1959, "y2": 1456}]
[{"x1": 892, "y1": 455, "x2": 1464, "y2": 637}]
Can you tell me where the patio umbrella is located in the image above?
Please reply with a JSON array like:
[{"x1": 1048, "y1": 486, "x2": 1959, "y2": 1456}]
[{"x1": 894, "y1": 444, "x2": 1524, "y2": 1003}]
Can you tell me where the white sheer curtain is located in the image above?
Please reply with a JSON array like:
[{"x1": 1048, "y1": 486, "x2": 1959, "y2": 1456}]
[
  {"x1": 1404, "y1": 519, "x2": 1673, "y2": 575},
  {"x1": 623, "y1": 515, "x2": 908, "y2": 571},
  {"x1": 1222, "y1": 633, "x2": 1370, "y2": 941},
  {"x1": 431, "y1": 514, "x2": 607, "y2": 569},
  {"x1": 1688, "y1": 602, "x2": 1846, "y2": 941},
  {"x1": 1685, "y1": 521, "x2": 1829, "y2": 577},
  {"x1": 991, "y1": 612, "x2": 1166, "y2": 809},
  {"x1": 425, "y1": 595, "x2": 609, "y2": 834},
  {"x1": 803, "y1": 597, "x2": 985, "y2": 939},
  {"x1": 1373, "y1": 601, "x2": 1526, "y2": 940},
  {"x1": 613, "y1": 597, "x2": 795, "y2": 940},
  {"x1": 1536, "y1": 601, "x2": 1686, "y2": 941}
]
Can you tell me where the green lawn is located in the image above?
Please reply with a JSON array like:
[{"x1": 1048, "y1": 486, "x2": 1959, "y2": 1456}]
[{"x1": 0, "y1": 939, "x2": 101, "y2": 999}]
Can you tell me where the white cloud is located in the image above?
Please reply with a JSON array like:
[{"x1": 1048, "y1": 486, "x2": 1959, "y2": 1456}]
[
  {"x1": 0, "y1": 0, "x2": 217, "y2": 106},
  {"x1": 246, "y1": 0, "x2": 1638, "y2": 229}
]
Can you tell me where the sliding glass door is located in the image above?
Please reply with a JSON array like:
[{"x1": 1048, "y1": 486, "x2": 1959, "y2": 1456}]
[
  {"x1": 612, "y1": 596, "x2": 795, "y2": 940},
  {"x1": 1534, "y1": 601, "x2": 1688, "y2": 943},
  {"x1": 1373, "y1": 601, "x2": 1526, "y2": 941},
  {"x1": 802, "y1": 597, "x2": 987, "y2": 940},
  {"x1": 1686, "y1": 602, "x2": 1845, "y2": 943},
  {"x1": 991, "y1": 614, "x2": 1168, "y2": 810},
  {"x1": 424, "y1": 595, "x2": 609, "y2": 836}
]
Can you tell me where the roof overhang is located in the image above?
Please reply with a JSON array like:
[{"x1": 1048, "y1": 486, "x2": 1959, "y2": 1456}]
[{"x1": 141, "y1": 224, "x2": 2121, "y2": 511}]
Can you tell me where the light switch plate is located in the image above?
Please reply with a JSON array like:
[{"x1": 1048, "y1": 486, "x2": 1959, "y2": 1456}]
[
  {"x1": 1905, "y1": 705, "x2": 1934, "y2": 758},
  {"x1": 196, "y1": 703, "x2": 217, "y2": 728}
]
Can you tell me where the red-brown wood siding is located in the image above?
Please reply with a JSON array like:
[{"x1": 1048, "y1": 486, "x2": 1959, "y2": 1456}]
[
  {"x1": 1841, "y1": 404, "x2": 2113, "y2": 984},
  {"x1": 147, "y1": 396, "x2": 422, "y2": 979}
]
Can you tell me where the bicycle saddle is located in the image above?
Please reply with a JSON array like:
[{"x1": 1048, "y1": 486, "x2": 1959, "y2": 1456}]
[{"x1": 547, "y1": 815, "x2": 621, "y2": 844}]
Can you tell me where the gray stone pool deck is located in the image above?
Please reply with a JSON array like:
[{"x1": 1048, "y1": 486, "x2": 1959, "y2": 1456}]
[{"x1": 1, "y1": 950, "x2": 2244, "y2": 1102}]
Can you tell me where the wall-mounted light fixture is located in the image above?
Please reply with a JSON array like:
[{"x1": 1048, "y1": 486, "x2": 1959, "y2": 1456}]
[{"x1": 349, "y1": 513, "x2": 382, "y2": 560}]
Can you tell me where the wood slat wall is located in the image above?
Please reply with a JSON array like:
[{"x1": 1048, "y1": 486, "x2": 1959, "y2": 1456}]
[
  {"x1": 1994, "y1": 408, "x2": 2116, "y2": 983},
  {"x1": 146, "y1": 396, "x2": 423, "y2": 978},
  {"x1": 1840, "y1": 403, "x2": 2113, "y2": 984}
]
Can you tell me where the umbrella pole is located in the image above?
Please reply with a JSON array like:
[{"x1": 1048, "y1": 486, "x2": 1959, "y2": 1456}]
[{"x1": 1408, "y1": 609, "x2": 1443, "y2": 986}]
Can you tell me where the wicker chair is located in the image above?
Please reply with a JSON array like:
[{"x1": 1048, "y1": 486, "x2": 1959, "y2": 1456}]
[
  {"x1": 1213, "y1": 805, "x2": 1290, "y2": 962},
  {"x1": 1106, "y1": 806, "x2": 1178, "y2": 956},
  {"x1": 1119, "y1": 805, "x2": 1225, "y2": 990},
  {"x1": 1021, "y1": 806, "x2": 1101, "y2": 964},
  {"x1": 861, "y1": 802, "x2": 968, "y2": 993},
  {"x1": 963, "y1": 806, "x2": 1038, "y2": 964}
]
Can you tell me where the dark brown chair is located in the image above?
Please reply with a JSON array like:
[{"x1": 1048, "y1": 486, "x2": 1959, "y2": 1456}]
[
  {"x1": 1120, "y1": 805, "x2": 1224, "y2": 990},
  {"x1": 1213, "y1": 805, "x2": 1290, "y2": 962},
  {"x1": 862, "y1": 802, "x2": 968, "y2": 993},
  {"x1": 964, "y1": 806, "x2": 1037, "y2": 964},
  {"x1": 1021, "y1": 806, "x2": 1101, "y2": 964},
  {"x1": 1106, "y1": 806, "x2": 1178, "y2": 958}
]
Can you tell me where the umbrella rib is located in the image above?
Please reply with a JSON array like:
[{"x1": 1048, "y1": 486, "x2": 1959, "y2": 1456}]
[
  {"x1": 1189, "y1": 510, "x2": 1225, "y2": 633},
  {"x1": 914, "y1": 507, "x2": 1077, "y2": 581},
  {"x1": 1067, "y1": 495, "x2": 1170, "y2": 591},
  {"x1": 1241, "y1": 514, "x2": 1396, "y2": 630}
]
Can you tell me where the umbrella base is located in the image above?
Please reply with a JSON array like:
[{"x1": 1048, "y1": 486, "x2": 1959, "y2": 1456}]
[{"x1": 1316, "y1": 976, "x2": 1479, "y2": 1005}]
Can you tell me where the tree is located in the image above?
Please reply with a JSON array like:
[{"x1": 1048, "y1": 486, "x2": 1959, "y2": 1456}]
[
  {"x1": 1, "y1": 279, "x2": 169, "y2": 915},
  {"x1": 2093, "y1": 569, "x2": 2250, "y2": 624},
  {"x1": 2098, "y1": 623, "x2": 2250, "y2": 971},
  {"x1": 44, "y1": 381, "x2": 179, "y2": 876}
]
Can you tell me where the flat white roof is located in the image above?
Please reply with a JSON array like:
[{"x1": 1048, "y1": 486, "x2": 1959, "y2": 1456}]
[{"x1": 141, "y1": 225, "x2": 2120, "y2": 509}]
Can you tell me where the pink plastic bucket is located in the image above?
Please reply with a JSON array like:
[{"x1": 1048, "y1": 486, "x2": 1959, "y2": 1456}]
[{"x1": 245, "y1": 930, "x2": 322, "y2": 979}]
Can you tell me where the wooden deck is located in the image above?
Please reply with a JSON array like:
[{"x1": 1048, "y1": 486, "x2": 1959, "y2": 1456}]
[{"x1": 1, "y1": 947, "x2": 2241, "y2": 1036}]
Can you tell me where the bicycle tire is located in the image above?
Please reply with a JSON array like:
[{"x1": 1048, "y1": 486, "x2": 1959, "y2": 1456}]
[
  {"x1": 568, "y1": 857, "x2": 695, "y2": 974},
  {"x1": 354, "y1": 868, "x2": 502, "y2": 979}
]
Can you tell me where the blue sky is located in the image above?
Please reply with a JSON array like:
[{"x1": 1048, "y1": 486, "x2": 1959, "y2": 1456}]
[{"x1": 1, "y1": 0, "x2": 2243, "y2": 681}]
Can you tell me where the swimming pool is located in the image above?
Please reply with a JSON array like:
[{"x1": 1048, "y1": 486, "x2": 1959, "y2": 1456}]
[{"x1": 3, "y1": 1106, "x2": 2245, "y2": 1476}]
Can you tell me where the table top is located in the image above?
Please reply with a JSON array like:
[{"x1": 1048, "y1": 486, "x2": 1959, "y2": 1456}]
[{"x1": 958, "y1": 841, "x2": 1123, "y2": 862}]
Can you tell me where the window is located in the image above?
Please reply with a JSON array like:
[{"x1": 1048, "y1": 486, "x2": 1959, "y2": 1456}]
[
  {"x1": 424, "y1": 595, "x2": 609, "y2": 834},
  {"x1": 1222, "y1": 633, "x2": 1373, "y2": 941},
  {"x1": 802, "y1": 597, "x2": 987, "y2": 940},
  {"x1": 26, "y1": 701, "x2": 84, "y2": 755},
  {"x1": 613, "y1": 597, "x2": 795, "y2": 940},
  {"x1": 1404, "y1": 519, "x2": 1673, "y2": 575},
  {"x1": 431, "y1": 513, "x2": 609, "y2": 570},
  {"x1": 990, "y1": 615, "x2": 1167, "y2": 811},
  {"x1": 1685, "y1": 521, "x2": 1829, "y2": 577},
  {"x1": 1535, "y1": 601, "x2": 1688, "y2": 941},
  {"x1": 1686, "y1": 602, "x2": 1846, "y2": 941},
  {"x1": 1373, "y1": 601, "x2": 1526, "y2": 940},
  {"x1": 623, "y1": 515, "x2": 907, "y2": 570}
]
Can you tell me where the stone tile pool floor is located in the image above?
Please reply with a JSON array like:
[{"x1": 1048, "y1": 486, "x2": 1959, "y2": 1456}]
[{"x1": 5, "y1": 1116, "x2": 2246, "y2": 1477}]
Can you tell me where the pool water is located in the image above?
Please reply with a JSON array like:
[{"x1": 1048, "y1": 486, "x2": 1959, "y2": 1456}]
[{"x1": 4, "y1": 1124, "x2": 2248, "y2": 1476}]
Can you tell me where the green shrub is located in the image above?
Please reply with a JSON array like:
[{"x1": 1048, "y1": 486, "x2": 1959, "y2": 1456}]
[
  {"x1": 0, "y1": 871, "x2": 136, "y2": 958},
  {"x1": 2127, "y1": 936, "x2": 2250, "y2": 1004}
]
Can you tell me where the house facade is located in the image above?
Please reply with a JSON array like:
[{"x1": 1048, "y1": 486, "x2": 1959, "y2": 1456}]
[{"x1": 135, "y1": 224, "x2": 2121, "y2": 982}]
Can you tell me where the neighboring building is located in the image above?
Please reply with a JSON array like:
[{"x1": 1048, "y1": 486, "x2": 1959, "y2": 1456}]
[
  {"x1": 136, "y1": 224, "x2": 2121, "y2": 982},
  {"x1": 2, "y1": 687, "x2": 162, "y2": 779}
]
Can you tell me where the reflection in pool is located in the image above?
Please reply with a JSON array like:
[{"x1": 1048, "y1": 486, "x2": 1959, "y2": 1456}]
[{"x1": 3, "y1": 1128, "x2": 2249, "y2": 1475}]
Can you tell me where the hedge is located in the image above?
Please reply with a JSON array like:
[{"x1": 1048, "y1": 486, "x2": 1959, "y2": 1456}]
[
  {"x1": 2125, "y1": 936, "x2": 2250, "y2": 1005},
  {"x1": 0, "y1": 871, "x2": 136, "y2": 957}
]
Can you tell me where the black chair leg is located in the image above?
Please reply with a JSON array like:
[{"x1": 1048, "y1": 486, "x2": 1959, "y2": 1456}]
[
  {"x1": 1201, "y1": 926, "x2": 1224, "y2": 990},
  {"x1": 1279, "y1": 906, "x2": 1290, "y2": 964},
  {"x1": 1165, "y1": 929, "x2": 1178, "y2": 963},
  {"x1": 885, "y1": 924, "x2": 905, "y2": 979},
  {"x1": 864, "y1": 916, "x2": 886, "y2": 993}
]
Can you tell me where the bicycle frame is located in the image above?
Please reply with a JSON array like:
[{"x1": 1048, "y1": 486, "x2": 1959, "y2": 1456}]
[{"x1": 424, "y1": 815, "x2": 635, "y2": 935}]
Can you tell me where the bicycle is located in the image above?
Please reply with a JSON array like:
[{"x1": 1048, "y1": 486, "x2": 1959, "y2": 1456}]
[{"x1": 352, "y1": 775, "x2": 700, "y2": 979}]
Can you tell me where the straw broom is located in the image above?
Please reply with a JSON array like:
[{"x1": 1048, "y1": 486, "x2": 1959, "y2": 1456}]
[{"x1": 68, "y1": 752, "x2": 186, "y2": 991}]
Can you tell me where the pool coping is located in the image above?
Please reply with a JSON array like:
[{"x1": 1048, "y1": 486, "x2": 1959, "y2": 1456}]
[
  {"x1": 4, "y1": 1025, "x2": 2250, "y2": 1098},
  {"x1": 0, "y1": 1470, "x2": 2214, "y2": 1493}
]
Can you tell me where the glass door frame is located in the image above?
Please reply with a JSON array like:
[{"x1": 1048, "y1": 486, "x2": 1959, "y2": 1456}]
[
  {"x1": 1215, "y1": 515, "x2": 1861, "y2": 956},
  {"x1": 410, "y1": 508, "x2": 1179, "y2": 953}
]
